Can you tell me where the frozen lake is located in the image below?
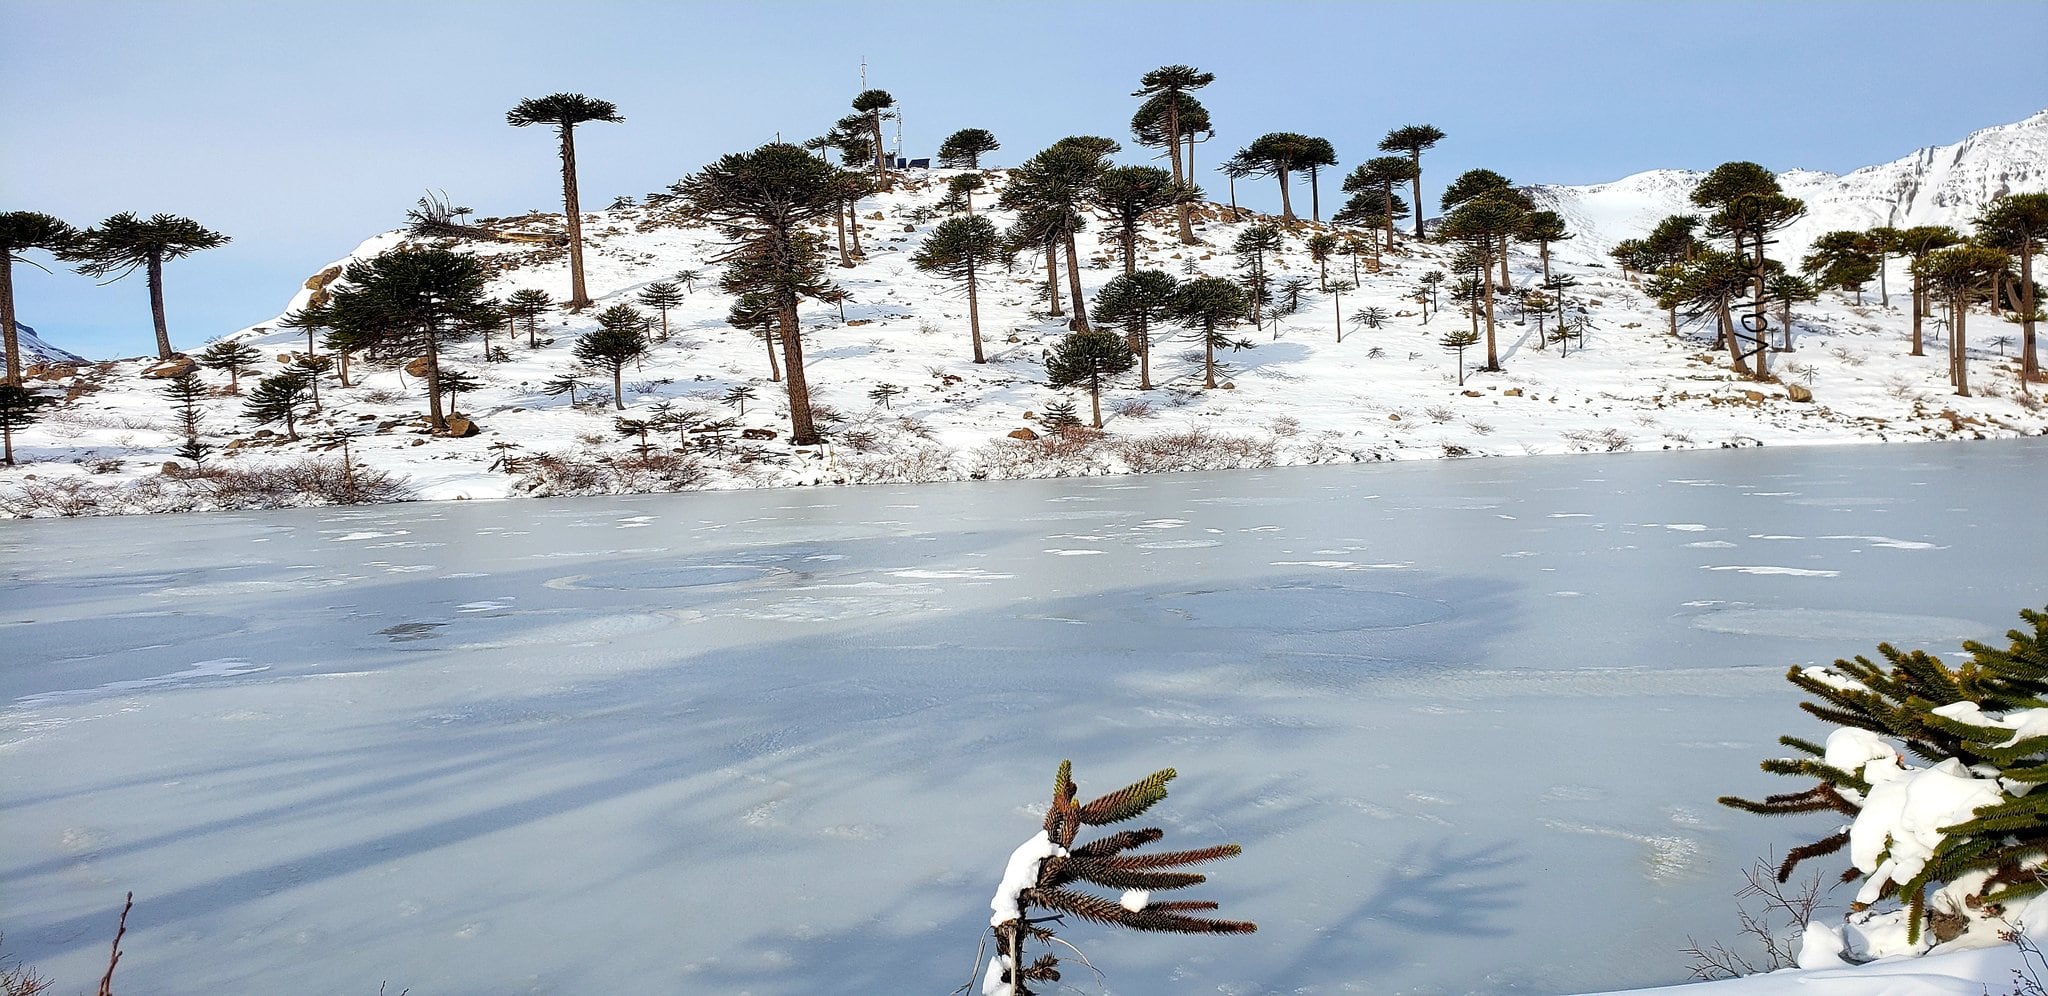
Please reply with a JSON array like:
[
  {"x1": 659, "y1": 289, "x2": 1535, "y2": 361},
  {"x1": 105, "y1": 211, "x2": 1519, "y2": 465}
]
[{"x1": 5, "y1": 440, "x2": 2046, "y2": 995}]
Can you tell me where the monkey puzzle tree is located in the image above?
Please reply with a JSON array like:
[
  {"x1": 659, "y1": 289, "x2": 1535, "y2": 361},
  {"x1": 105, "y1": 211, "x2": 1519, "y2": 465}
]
[
  {"x1": 507, "y1": 288, "x2": 555, "y2": 348},
  {"x1": 1379, "y1": 123, "x2": 1445, "y2": 238},
  {"x1": 1094, "y1": 269, "x2": 1178, "y2": 391},
  {"x1": 241, "y1": 367, "x2": 314, "y2": 441},
  {"x1": 575, "y1": 304, "x2": 651, "y2": 410},
  {"x1": 1440, "y1": 196, "x2": 1524, "y2": 371},
  {"x1": 1232, "y1": 223, "x2": 1284, "y2": 333},
  {"x1": 198, "y1": 338, "x2": 264, "y2": 391},
  {"x1": 1341, "y1": 156, "x2": 1416, "y2": 249},
  {"x1": 1047, "y1": 327, "x2": 1136, "y2": 428},
  {"x1": 1803, "y1": 230, "x2": 1881, "y2": 304},
  {"x1": 1003, "y1": 138, "x2": 1115, "y2": 332},
  {"x1": 1914, "y1": 244, "x2": 2009, "y2": 397},
  {"x1": 1691, "y1": 161, "x2": 1805, "y2": 376},
  {"x1": 1975, "y1": 192, "x2": 2048, "y2": 382},
  {"x1": 1090, "y1": 166, "x2": 1181, "y2": 275},
  {"x1": 160, "y1": 369, "x2": 211, "y2": 465},
  {"x1": 913, "y1": 214, "x2": 1013, "y2": 364},
  {"x1": 0, "y1": 383, "x2": 47, "y2": 465},
  {"x1": 1132, "y1": 91, "x2": 1212, "y2": 212},
  {"x1": 1898, "y1": 225, "x2": 1963, "y2": 357},
  {"x1": 851, "y1": 89, "x2": 897, "y2": 183},
  {"x1": 636, "y1": 280, "x2": 687, "y2": 340},
  {"x1": 1440, "y1": 169, "x2": 1529, "y2": 291},
  {"x1": 1521, "y1": 210, "x2": 1571, "y2": 285},
  {"x1": 0, "y1": 211, "x2": 79, "y2": 386},
  {"x1": 1172, "y1": 276, "x2": 1251, "y2": 389},
  {"x1": 1300, "y1": 136, "x2": 1338, "y2": 223},
  {"x1": 506, "y1": 93, "x2": 622, "y2": 310},
  {"x1": 943, "y1": 172, "x2": 986, "y2": 215},
  {"x1": 727, "y1": 291, "x2": 783, "y2": 382},
  {"x1": 1236, "y1": 132, "x2": 1321, "y2": 223},
  {"x1": 1133, "y1": 65, "x2": 1215, "y2": 245},
  {"x1": 1304, "y1": 233, "x2": 1338, "y2": 292},
  {"x1": 676, "y1": 143, "x2": 845, "y2": 445},
  {"x1": 937, "y1": 127, "x2": 1000, "y2": 169},
  {"x1": 327, "y1": 246, "x2": 492, "y2": 432},
  {"x1": 65, "y1": 212, "x2": 228, "y2": 361},
  {"x1": 1650, "y1": 249, "x2": 1758, "y2": 374},
  {"x1": 1866, "y1": 225, "x2": 1902, "y2": 307}
]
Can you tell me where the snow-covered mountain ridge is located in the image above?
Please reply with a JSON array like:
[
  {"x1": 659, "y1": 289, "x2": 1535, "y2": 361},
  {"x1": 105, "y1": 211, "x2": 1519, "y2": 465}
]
[
  {"x1": 4, "y1": 111, "x2": 2046, "y2": 516},
  {"x1": 1535, "y1": 108, "x2": 2048, "y2": 259}
]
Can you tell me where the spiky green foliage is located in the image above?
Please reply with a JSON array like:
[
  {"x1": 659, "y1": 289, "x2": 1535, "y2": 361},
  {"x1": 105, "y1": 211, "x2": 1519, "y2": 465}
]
[
  {"x1": 0, "y1": 211, "x2": 81, "y2": 386},
  {"x1": 1722, "y1": 606, "x2": 2048, "y2": 945},
  {"x1": 850, "y1": 89, "x2": 896, "y2": 181},
  {"x1": 1803, "y1": 230, "x2": 1882, "y2": 302},
  {"x1": 1090, "y1": 166, "x2": 1183, "y2": 275},
  {"x1": 1093, "y1": 269, "x2": 1178, "y2": 391},
  {"x1": 635, "y1": 281, "x2": 687, "y2": 340},
  {"x1": 197, "y1": 339, "x2": 264, "y2": 391},
  {"x1": 1975, "y1": 192, "x2": 2048, "y2": 381},
  {"x1": 1046, "y1": 327, "x2": 1135, "y2": 428},
  {"x1": 327, "y1": 247, "x2": 491, "y2": 432},
  {"x1": 507, "y1": 288, "x2": 554, "y2": 348},
  {"x1": 64, "y1": 212, "x2": 229, "y2": 361},
  {"x1": 985, "y1": 761, "x2": 1253, "y2": 995},
  {"x1": 1132, "y1": 66, "x2": 1215, "y2": 245},
  {"x1": 1379, "y1": 124, "x2": 1445, "y2": 237},
  {"x1": 1915, "y1": 244, "x2": 2011, "y2": 396},
  {"x1": 937, "y1": 128, "x2": 1000, "y2": 169},
  {"x1": 159, "y1": 370, "x2": 212, "y2": 465},
  {"x1": 1172, "y1": 276, "x2": 1252, "y2": 389},
  {"x1": 241, "y1": 368, "x2": 313, "y2": 440},
  {"x1": 0, "y1": 383, "x2": 49, "y2": 465},
  {"x1": 575, "y1": 305, "x2": 651, "y2": 411}
]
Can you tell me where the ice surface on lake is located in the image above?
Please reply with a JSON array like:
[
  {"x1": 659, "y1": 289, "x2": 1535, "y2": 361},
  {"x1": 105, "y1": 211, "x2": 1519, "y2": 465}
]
[{"x1": 3, "y1": 442, "x2": 2045, "y2": 995}]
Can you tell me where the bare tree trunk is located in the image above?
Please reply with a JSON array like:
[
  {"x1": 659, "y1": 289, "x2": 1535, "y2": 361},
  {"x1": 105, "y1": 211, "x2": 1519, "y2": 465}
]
[
  {"x1": 1089, "y1": 373, "x2": 1103, "y2": 428},
  {"x1": 1719, "y1": 299, "x2": 1751, "y2": 377},
  {"x1": 1953, "y1": 294, "x2": 1970, "y2": 396},
  {"x1": 559, "y1": 127, "x2": 592, "y2": 309},
  {"x1": 0, "y1": 255, "x2": 18, "y2": 385},
  {"x1": 1203, "y1": 328, "x2": 1217, "y2": 388},
  {"x1": 1497, "y1": 236, "x2": 1512, "y2": 292},
  {"x1": 1308, "y1": 167, "x2": 1321, "y2": 223},
  {"x1": 871, "y1": 113, "x2": 888, "y2": 184},
  {"x1": 1480, "y1": 270, "x2": 1499, "y2": 370},
  {"x1": 1122, "y1": 221, "x2": 1137, "y2": 276},
  {"x1": 1064, "y1": 230, "x2": 1091, "y2": 332},
  {"x1": 848, "y1": 207, "x2": 864, "y2": 257},
  {"x1": 1277, "y1": 169, "x2": 1296, "y2": 222},
  {"x1": 1167, "y1": 97, "x2": 1198, "y2": 245},
  {"x1": 761, "y1": 327, "x2": 782, "y2": 382},
  {"x1": 1539, "y1": 242, "x2": 1552, "y2": 285},
  {"x1": 1137, "y1": 316, "x2": 1152, "y2": 390},
  {"x1": 424, "y1": 333, "x2": 447, "y2": 432},
  {"x1": 967, "y1": 262, "x2": 985, "y2": 363},
  {"x1": 777, "y1": 293, "x2": 819, "y2": 444},
  {"x1": 1911, "y1": 277, "x2": 1926, "y2": 355},
  {"x1": 1409, "y1": 150, "x2": 1424, "y2": 238},
  {"x1": 835, "y1": 206, "x2": 852, "y2": 267},
  {"x1": 1044, "y1": 241, "x2": 1064, "y2": 316},
  {"x1": 1878, "y1": 253, "x2": 1889, "y2": 307},
  {"x1": 147, "y1": 255, "x2": 173, "y2": 360},
  {"x1": 2021, "y1": 242, "x2": 2039, "y2": 382},
  {"x1": 338, "y1": 351, "x2": 352, "y2": 388}
]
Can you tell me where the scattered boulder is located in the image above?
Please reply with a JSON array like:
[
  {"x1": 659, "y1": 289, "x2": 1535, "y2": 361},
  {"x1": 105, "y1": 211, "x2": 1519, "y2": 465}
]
[
  {"x1": 1744, "y1": 390, "x2": 1766, "y2": 402},
  {"x1": 741, "y1": 428, "x2": 776, "y2": 441},
  {"x1": 1462, "y1": 390, "x2": 1483, "y2": 397},
  {"x1": 404, "y1": 356, "x2": 433, "y2": 378},
  {"x1": 443, "y1": 416, "x2": 479, "y2": 438},
  {"x1": 141, "y1": 355, "x2": 197, "y2": 379},
  {"x1": 1787, "y1": 384, "x2": 1814, "y2": 403},
  {"x1": 1503, "y1": 388, "x2": 1524, "y2": 397},
  {"x1": 1007, "y1": 427, "x2": 1040, "y2": 441},
  {"x1": 902, "y1": 224, "x2": 916, "y2": 233}
]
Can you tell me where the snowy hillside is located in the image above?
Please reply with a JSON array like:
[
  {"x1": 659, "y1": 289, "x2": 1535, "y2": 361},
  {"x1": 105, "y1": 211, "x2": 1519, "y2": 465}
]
[
  {"x1": 1536, "y1": 108, "x2": 2048, "y2": 259},
  {"x1": 1, "y1": 319, "x2": 87, "y2": 370},
  {"x1": 3, "y1": 112, "x2": 2046, "y2": 516}
]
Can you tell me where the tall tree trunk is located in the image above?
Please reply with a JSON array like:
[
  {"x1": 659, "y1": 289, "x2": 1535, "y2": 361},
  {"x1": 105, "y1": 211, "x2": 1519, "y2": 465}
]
[
  {"x1": 1409, "y1": 150, "x2": 1425, "y2": 238},
  {"x1": 967, "y1": 262, "x2": 985, "y2": 363},
  {"x1": 338, "y1": 350, "x2": 352, "y2": 388},
  {"x1": 848, "y1": 207, "x2": 864, "y2": 256},
  {"x1": 1382, "y1": 188, "x2": 1396, "y2": 248},
  {"x1": 1539, "y1": 242, "x2": 1552, "y2": 285},
  {"x1": 611, "y1": 362, "x2": 624, "y2": 410},
  {"x1": 1122, "y1": 220, "x2": 1137, "y2": 275},
  {"x1": 1878, "y1": 253, "x2": 1889, "y2": 307},
  {"x1": 1718, "y1": 299, "x2": 1751, "y2": 376},
  {"x1": 1277, "y1": 169, "x2": 1295, "y2": 222},
  {"x1": 1497, "y1": 235, "x2": 1511, "y2": 291},
  {"x1": 2021, "y1": 241, "x2": 2039, "y2": 383},
  {"x1": 1308, "y1": 167, "x2": 1321, "y2": 223},
  {"x1": 1089, "y1": 372, "x2": 1103, "y2": 428},
  {"x1": 1480, "y1": 269, "x2": 1499, "y2": 370},
  {"x1": 1203, "y1": 326, "x2": 1217, "y2": 388},
  {"x1": 147, "y1": 255, "x2": 172, "y2": 360},
  {"x1": 872, "y1": 113, "x2": 888, "y2": 184},
  {"x1": 1911, "y1": 277, "x2": 1926, "y2": 355},
  {"x1": 0, "y1": 255, "x2": 18, "y2": 386},
  {"x1": 1044, "y1": 241, "x2": 1064, "y2": 316},
  {"x1": 1953, "y1": 293, "x2": 1970, "y2": 396},
  {"x1": 762, "y1": 326, "x2": 782, "y2": 381},
  {"x1": 1167, "y1": 96, "x2": 1198, "y2": 244},
  {"x1": 424, "y1": 333, "x2": 447, "y2": 432},
  {"x1": 1227, "y1": 175, "x2": 1238, "y2": 220},
  {"x1": 559, "y1": 126, "x2": 592, "y2": 309},
  {"x1": 835, "y1": 206, "x2": 853, "y2": 267},
  {"x1": 1064, "y1": 230, "x2": 1091, "y2": 332},
  {"x1": 1136, "y1": 316, "x2": 1152, "y2": 390},
  {"x1": 777, "y1": 292, "x2": 819, "y2": 444}
]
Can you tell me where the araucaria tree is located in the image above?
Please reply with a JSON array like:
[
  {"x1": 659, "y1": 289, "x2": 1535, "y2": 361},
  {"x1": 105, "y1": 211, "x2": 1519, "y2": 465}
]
[
  {"x1": 1340, "y1": 156, "x2": 1416, "y2": 249},
  {"x1": 327, "y1": 247, "x2": 492, "y2": 432},
  {"x1": 576, "y1": 304, "x2": 651, "y2": 410},
  {"x1": 1441, "y1": 195, "x2": 1524, "y2": 371},
  {"x1": 851, "y1": 89, "x2": 897, "y2": 183},
  {"x1": 1003, "y1": 138, "x2": 1115, "y2": 332},
  {"x1": 0, "y1": 211, "x2": 80, "y2": 385},
  {"x1": 507, "y1": 288, "x2": 554, "y2": 347},
  {"x1": 1232, "y1": 223, "x2": 1285, "y2": 333},
  {"x1": 1094, "y1": 269, "x2": 1178, "y2": 391},
  {"x1": 160, "y1": 370, "x2": 211, "y2": 465},
  {"x1": 1914, "y1": 244, "x2": 2008, "y2": 397},
  {"x1": 1047, "y1": 327, "x2": 1136, "y2": 428},
  {"x1": 1690, "y1": 161, "x2": 1805, "y2": 378},
  {"x1": 241, "y1": 368, "x2": 314, "y2": 440},
  {"x1": 1172, "y1": 276, "x2": 1252, "y2": 389},
  {"x1": 937, "y1": 128, "x2": 999, "y2": 169},
  {"x1": 983, "y1": 761, "x2": 1254, "y2": 996},
  {"x1": 1899, "y1": 226, "x2": 1962, "y2": 357},
  {"x1": 65, "y1": 212, "x2": 229, "y2": 361},
  {"x1": 676, "y1": 143, "x2": 846, "y2": 446},
  {"x1": 1976, "y1": 192, "x2": 2048, "y2": 383},
  {"x1": 198, "y1": 339, "x2": 264, "y2": 391},
  {"x1": 1133, "y1": 66, "x2": 1215, "y2": 245},
  {"x1": 1803, "y1": 230, "x2": 1880, "y2": 304},
  {"x1": 0, "y1": 383, "x2": 47, "y2": 465},
  {"x1": 506, "y1": 92, "x2": 623, "y2": 310},
  {"x1": 913, "y1": 215, "x2": 1013, "y2": 363},
  {"x1": 636, "y1": 280, "x2": 687, "y2": 340},
  {"x1": 1091, "y1": 166, "x2": 1181, "y2": 275},
  {"x1": 1236, "y1": 132, "x2": 1322, "y2": 223},
  {"x1": 1380, "y1": 124, "x2": 1446, "y2": 238},
  {"x1": 1722, "y1": 606, "x2": 2048, "y2": 954}
]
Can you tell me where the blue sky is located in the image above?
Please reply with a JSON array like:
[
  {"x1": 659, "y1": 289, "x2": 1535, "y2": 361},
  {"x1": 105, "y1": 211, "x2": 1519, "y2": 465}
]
[{"x1": 6, "y1": 0, "x2": 2044, "y2": 359}]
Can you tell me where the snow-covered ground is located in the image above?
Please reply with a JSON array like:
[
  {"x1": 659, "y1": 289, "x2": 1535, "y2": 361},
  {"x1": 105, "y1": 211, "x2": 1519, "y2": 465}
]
[
  {"x1": 6, "y1": 439, "x2": 2047, "y2": 993},
  {"x1": 4, "y1": 111, "x2": 2045, "y2": 516}
]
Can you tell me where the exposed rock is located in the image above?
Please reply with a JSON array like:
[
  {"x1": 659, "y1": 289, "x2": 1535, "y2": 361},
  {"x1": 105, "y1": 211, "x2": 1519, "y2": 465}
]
[
  {"x1": 1462, "y1": 390, "x2": 1483, "y2": 397},
  {"x1": 404, "y1": 356, "x2": 433, "y2": 378},
  {"x1": 1007, "y1": 427, "x2": 1039, "y2": 441},
  {"x1": 1744, "y1": 390, "x2": 1766, "y2": 402},
  {"x1": 141, "y1": 355, "x2": 198, "y2": 379},
  {"x1": 741, "y1": 428, "x2": 776, "y2": 440},
  {"x1": 1503, "y1": 388, "x2": 1524, "y2": 397},
  {"x1": 1787, "y1": 384, "x2": 1814, "y2": 402},
  {"x1": 443, "y1": 416, "x2": 479, "y2": 438}
]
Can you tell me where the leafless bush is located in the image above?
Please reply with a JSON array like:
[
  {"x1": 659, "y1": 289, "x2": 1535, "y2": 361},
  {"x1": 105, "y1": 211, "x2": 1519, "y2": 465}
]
[
  {"x1": 1466, "y1": 419, "x2": 1494, "y2": 435},
  {"x1": 1442, "y1": 442, "x2": 1472, "y2": 457},
  {"x1": 1561, "y1": 428, "x2": 1632, "y2": 453},
  {"x1": 1681, "y1": 857, "x2": 1835, "y2": 981},
  {"x1": 836, "y1": 427, "x2": 882, "y2": 453},
  {"x1": 0, "y1": 478, "x2": 106, "y2": 517},
  {"x1": 1110, "y1": 429, "x2": 1276, "y2": 473},
  {"x1": 171, "y1": 459, "x2": 417, "y2": 508},
  {"x1": 1111, "y1": 397, "x2": 1156, "y2": 419},
  {"x1": 1, "y1": 933, "x2": 52, "y2": 996},
  {"x1": 514, "y1": 449, "x2": 707, "y2": 496},
  {"x1": 838, "y1": 447, "x2": 956, "y2": 484},
  {"x1": 1424, "y1": 405, "x2": 1456, "y2": 423},
  {"x1": 1269, "y1": 415, "x2": 1301, "y2": 437},
  {"x1": 969, "y1": 431, "x2": 1108, "y2": 479},
  {"x1": 356, "y1": 387, "x2": 408, "y2": 404}
]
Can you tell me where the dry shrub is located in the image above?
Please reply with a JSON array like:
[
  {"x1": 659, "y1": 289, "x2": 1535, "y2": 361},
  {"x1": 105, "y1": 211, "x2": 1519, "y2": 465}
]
[
  {"x1": 1561, "y1": 428, "x2": 1633, "y2": 453},
  {"x1": 838, "y1": 447, "x2": 956, "y2": 484},
  {"x1": 1111, "y1": 397, "x2": 1156, "y2": 419},
  {"x1": 515, "y1": 449, "x2": 707, "y2": 496},
  {"x1": 1110, "y1": 429, "x2": 1276, "y2": 473},
  {"x1": 969, "y1": 430, "x2": 1108, "y2": 479},
  {"x1": 0, "y1": 460, "x2": 414, "y2": 517}
]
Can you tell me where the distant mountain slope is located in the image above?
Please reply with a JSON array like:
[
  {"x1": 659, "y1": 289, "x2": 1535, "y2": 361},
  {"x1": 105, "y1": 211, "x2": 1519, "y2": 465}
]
[
  {"x1": 1535, "y1": 108, "x2": 2048, "y2": 261},
  {"x1": 1, "y1": 320, "x2": 88, "y2": 370}
]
